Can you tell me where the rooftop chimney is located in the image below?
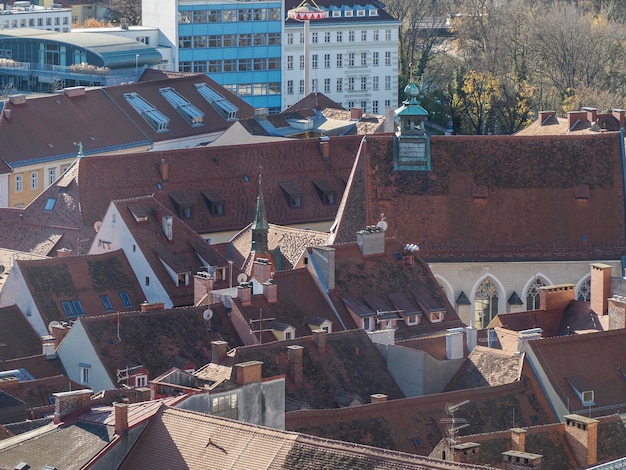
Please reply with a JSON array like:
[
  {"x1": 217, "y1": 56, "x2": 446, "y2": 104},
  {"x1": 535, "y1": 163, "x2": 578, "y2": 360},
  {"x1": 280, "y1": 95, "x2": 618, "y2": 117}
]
[
  {"x1": 253, "y1": 258, "x2": 272, "y2": 284},
  {"x1": 312, "y1": 328, "x2": 326, "y2": 353},
  {"x1": 319, "y1": 136, "x2": 330, "y2": 160},
  {"x1": 350, "y1": 107, "x2": 363, "y2": 120},
  {"x1": 114, "y1": 402, "x2": 129, "y2": 436},
  {"x1": 590, "y1": 263, "x2": 612, "y2": 315},
  {"x1": 446, "y1": 327, "x2": 465, "y2": 360},
  {"x1": 582, "y1": 107, "x2": 598, "y2": 123},
  {"x1": 539, "y1": 284, "x2": 575, "y2": 311},
  {"x1": 56, "y1": 247, "x2": 72, "y2": 257},
  {"x1": 53, "y1": 389, "x2": 92, "y2": 424},
  {"x1": 287, "y1": 345, "x2": 304, "y2": 387},
  {"x1": 564, "y1": 414, "x2": 598, "y2": 467},
  {"x1": 263, "y1": 280, "x2": 277, "y2": 303},
  {"x1": 194, "y1": 272, "x2": 214, "y2": 306},
  {"x1": 42, "y1": 335, "x2": 57, "y2": 359},
  {"x1": 211, "y1": 340, "x2": 228, "y2": 364},
  {"x1": 235, "y1": 360, "x2": 262, "y2": 385},
  {"x1": 511, "y1": 428, "x2": 526, "y2": 452},
  {"x1": 538, "y1": 110, "x2": 556, "y2": 125},
  {"x1": 63, "y1": 86, "x2": 86, "y2": 98},
  {"x1": 612, "y1": 109, "x2": 625, "y2": 129},
  {"x1": 162, "y1": 215, "x2": 174, "y2": 242},
  {"x1": 356, "y1": 226, "x2": 385, "y2": 256},
  {"x1": 238, "y1": 282, "x2": 252, "y2": 305},
  {"x1": 370, "y1": 393, "x2": 387, "y2": 404},
  {"x1": 568, "y1": 111, "x2": 588, "y2": 130},
  {"x1": 9, "y1": 94, "x2": 26, "y2": 105},
  {"x1": 3, "y1": 108, "x2": 11, "y2": 120},
  {"x1": 159, "y1": 158, "x2": 169, "y2": 182},
  {"x1": 465, "y1": 326, "x2": 477, "y2": 353},
  {"x1": 49, "y1": 322, "x2": 70, "y2": 348},
  {"x1": 140, "y1": 302, "x2": 165, "y2": 312}
]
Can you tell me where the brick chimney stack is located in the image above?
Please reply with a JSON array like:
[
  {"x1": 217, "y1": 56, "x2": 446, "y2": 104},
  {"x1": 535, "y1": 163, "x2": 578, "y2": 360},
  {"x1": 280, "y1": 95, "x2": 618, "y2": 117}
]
[
  {"x1": 114, "y1": 402, "x2": 129, "y2": 436},
  {"x1": 263, "y1": 280, "x2": 277, "y2": 303},
  {"x1": 53, "y1": 389, "x2": 92, "y2": 424},
  {"x1": 211, "y1": 341, "x2": 228, "y2": 364},
  {"x1": 312, "y1": 329, "x2": 326, "y2": 353},
  {"x1": 612, "y1": 109, "x2": 625, "y2": 129},
  {"x1": 253, "y1": 258, "x2": 272, "y2": 284},
  {"x1": 539, "y1": 284, "x2": 575, "y2": 311},
  {"x1": 590, "y1": 263, "x2": 612, "y2": 315},
  {"x1": 564, "y1": 415, "x2": 598, "y2": 467},
  {"x1": 568, "y1": 111, "x2": 588, "y2": 130},
  {"x1": 238, "y1": 282, "x2": 252, "y2": 305},
  {"x1": 49, "y1": 322, "x2": 70, "y2": 349},
  {"x1": 370, "y1": 393, "x2": 387, "y2": 404},
  {"x1": 287, "y1": 345, "x2": 304, "y2": 387},
  {"x1": 538, "y1": 111, "x2": 556, "y2": 125},
  {"x1": 511, "y1": 428, "x2": 526, "y2": 452},
  {"x1": 235, "y1": 361, "x2": 262, "y2": 385},
  {"x1": 319, "y1": 136, "x2": 330, "y2": 160},
  {"x1": 194, "y1": 272, "x2": 214, "y2": 306},
  {"x1": 141, "y1": 302, "x2": 165, "y2": 312},
  {"x1": 159, "y1": 158, "x2": 169, "y2": 182}
]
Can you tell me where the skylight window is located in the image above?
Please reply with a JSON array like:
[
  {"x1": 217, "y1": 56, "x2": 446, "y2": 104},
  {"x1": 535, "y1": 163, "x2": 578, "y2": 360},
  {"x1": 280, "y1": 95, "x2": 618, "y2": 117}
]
[
  {"x1": 124, "y1": 92, "x2": 170, "y2": 132},
  {"x1": 120, "y1": 291, "x2": 132, "y2": 308},
  {"x1": 159, "y1": 87, "x2": 204, "y2": 127},
  {"x1": 195, "y1": 83, "x2": 238, "y2": 120},
  {"x1": 61, "y1": 300, "x2": 85, "y2": 317},
  {"x1": 44, "y1": 197, "x2": 57, "y2": 211},
  {"x1": 100, "y1": 294, "x2": 114, "y2": 312}
]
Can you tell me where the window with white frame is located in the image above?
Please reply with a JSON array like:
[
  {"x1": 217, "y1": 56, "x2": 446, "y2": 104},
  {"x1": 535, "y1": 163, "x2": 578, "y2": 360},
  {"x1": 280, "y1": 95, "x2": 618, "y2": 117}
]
[
  {"x1": 361, "y1": 30, "x2": 367, "y2": 41},
  {"x1": 385, "y1": 75, "x2": 391, "y2": 90},
  {"x1": 349, "y1": 31, "x2": 355, "y2": 41},
  {"x1": 336, "y1": 78, "x2": 342, "y2": 92},
  {"x1": 360, "y1": 76, "x2": 367, "y2": 90},
  {"x1": 385, "y1": 29, "x2": 391, "y2": 40},
  {"x1": 348, "y1": 52, "x2": 355, "y2": 66},
  {"x1": 31, "y1": 171, "x2": 38, "y2": 190},
  {"x1": 348, "y1": 77, "x2": 355, "y2": 90},
  {"x1": 312, "y1": 78, "x2": 318, "y2": 91},
  {"x1": 312, "y1": 54, "x2": 318, "y2": 68},
  {"x1": 373, "y1": 51, "x2": 379, "y2": 66},
  {"x1": 360, "y1": 52, "x2": 367, "y2": 66},
  {"x1": 372, "y1": 76, "x2": 379, "y2": 90},
  {"x1": 324, "y1": 54, "x2": 330, "y2": 68},
  {"x1": 135, "y1": 375, "x2": 148, "y2": 387},
  {"x1": 385, "y1": 99, "x2": 391, "y2": 106},
  {"x1": 212, "y1": 394, "x2": 238, "y2": 420},
  {"x1": 80, "y1": 364, "x2": 91, "y2": 384},
  {"x1": 287, "y1": 80, "x2": 294, "y2": 94},
  {"x1": 299, "y1": 32, "x2": 304, "y2": 43},
  {"x1": 299, "y1": 80, "x2": 304, "y2": 94},
  {"x1": 287, "y1": 32, "x2": 293, "y2": 44},
  {"x1": 374, "y1": 30, "x2": 379, "y2": 41},
  {"x1": 312, "y1": 32, "x2": 318, "y2": 43},
  {"x1": 385, "y1": 51, "x2": 391, "y2": 66},
  {"x1": 336, "y1": 31, "x2": 342, "y2": 42},
  {"x1": 337, "y1": 53, "x2": 343, "y2": 67},
  {"x1": 348, "y1": 101, "x2": 354, "y2": 108},
  {"x1": 372, "y1": 100, "x2": 379, "y2": 113},
  {"x1": 299, "y1": 55, "x2": 304, "y2": 70},
  {"x1": 526, "y1": 278, "x2": 545, "y2": 310},
  {"x1": 363, "y1": 316, "x2": 372, "y2": 331},
  {"x1": 287, "y1": 55, "x2": 293, "y2": 70},
  {"x1": 15, "y1": 174, "x2": 22, "y2": 192},
  {"x1": 324, "y1": 31, "x2": 330, "y2": 43},
  {"x1": 360, "y1": 100, "x2": 367, "y2": 111},
  {"x1": 324, "y1": 78, "x2": 330, "y2": 92},
  {"x1": 48, "y1": 167, "x2": 57, "y2": 186}
]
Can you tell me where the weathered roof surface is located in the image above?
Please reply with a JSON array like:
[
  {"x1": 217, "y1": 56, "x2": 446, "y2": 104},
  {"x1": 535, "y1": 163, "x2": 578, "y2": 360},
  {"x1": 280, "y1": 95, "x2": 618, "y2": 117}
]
[
  {"x1": 120, "y1": 406, "x2": 483, "y2": 470},
  {"x1": 0, "y1": 305, "x2": 42, "y2": 360},
  {"x1": 0, "y1": 355, "x2": 66, "y2": 380},
  {"x1": 233, "y1": 329, "x2": 405, "y2": 409},
  {"x1": 77, "y1": 135, "x2": 359, "y2": 235},
  {"x1": 109, "y1": 196, "x2": 230, "y2": 306},
  {"x1": 0, "y1": 420, "x2": 115, "y2": 469},
  {"x1": 326, "y1": 239, "x2": 465, "y2": 339},
  {"x1": 516, "y1": 111, "x2": 623, "y2": 136},
  {"x1": 331, "y1": 133, "x2": 626, "y2": 262},
  {"x1": 0, "y1": 374, "x2": 82, "y2": 409},
  {"x1": 17, "y1": 249, "x2": 144, "y2": 324},
  {"x1": 79, "y1": 304, "x2": 242, "y2": 386},
  {"x1": 284, "y1": 92, "x2": 345, "y2": 113},
  {"x1": 286, "y1": 361, "x2": 556, "y2": 457},
  {"x1": 232, "y1": 268, "x2": 342, "y2": 342},
  {"x1": 524, "y1": 329, "x2": 626, "y2": 416},
  {"x1": 445, "y1": 347, "x2": 525, "y2": 390}
]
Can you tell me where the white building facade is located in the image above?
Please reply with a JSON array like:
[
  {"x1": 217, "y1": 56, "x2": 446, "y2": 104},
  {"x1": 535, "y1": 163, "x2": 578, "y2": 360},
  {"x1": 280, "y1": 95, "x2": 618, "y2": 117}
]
[
  {"x1": 0, "y1": 2, "x2": 71, "y2": 33},
  {"x1": 283, "y1": 0, "x2": 400, "y2": 113}
]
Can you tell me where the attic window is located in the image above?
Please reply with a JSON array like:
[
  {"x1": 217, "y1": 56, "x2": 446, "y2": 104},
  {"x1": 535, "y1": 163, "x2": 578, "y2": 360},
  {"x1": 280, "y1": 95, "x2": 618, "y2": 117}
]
[
  {"x1": 195, "y1": 82, "x2": 238, "y2": 120},
  {"x1": 159, "y1": 87, "x2": 204, "y2": 126},
  {"x1": 357, "y1": 9, "x2": 365, "y2": 16},
  {"x1": 128, "y1": 204, "x2": 148, "y2": 223},
  {"x1": 312, "y1": 178, "x2": 337, "y2": 205},
  {"x1": 279, "y1": 181, "x2": 304, "y2": 209},
  {"x1": 124, "y1": 92, "x2": 170, "y2": 132},
  {"x1": 369, "y1": 9, "x2": 378, "y2": 15},
  {"x1": 201, "y1": 189, "x2": 225, "y2": 217},
  {"x1": 565, "y1": 374, "x2": 595, "y2": 406},
  {"x1": 429, "y1": 311, "x2": 444, "y2": 323},
  {"x1": 44, "y1": 197, "x2": 57, "y2": 211},
  {"x1": 120, "y1": 291, "x2": 132, "y2": 308},
  {"x1": 170, "y1": 191, "x2": 194, "y2": 219},
  {"x1": 61, "y1": 300, "x2": 85, "y2": 318},
  {"x1": 100, "y1": 294, "x2": 114, "y2": 312},
  {"x1": 332, "y1": 10, "x2": 341, "y2": 17}
]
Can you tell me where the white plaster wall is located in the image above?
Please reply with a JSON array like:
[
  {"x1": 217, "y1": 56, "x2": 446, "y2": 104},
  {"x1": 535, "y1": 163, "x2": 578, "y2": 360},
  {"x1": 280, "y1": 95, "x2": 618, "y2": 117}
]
[
  {"x1": 430, "y1": 260, "x2": 621, "y2": 327},
  {"x1": 142, "y1": 0, "x2": 178, "y2": 60},
  {"x1": 0, "y1": 263, "x2": 47, "y2": 336},
  {"x1": 56, "y1": 319, "x2": 116, "y2": 392},
  {"x1": 0, "y1": 174, "x2": 9, "y2": 208},
  {"x1": 88, "y1": 202, "x2": 172, "y2": 307}
]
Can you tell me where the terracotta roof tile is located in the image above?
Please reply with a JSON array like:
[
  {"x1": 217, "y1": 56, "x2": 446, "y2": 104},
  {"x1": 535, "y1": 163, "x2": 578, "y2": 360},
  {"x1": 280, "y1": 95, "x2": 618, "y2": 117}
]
[
  {"x1": 445, "y1": 347, "x2": 524, "y2": 390},
  {"x1": 0, "y1": 306, "x2": 42, "y2": 360}
]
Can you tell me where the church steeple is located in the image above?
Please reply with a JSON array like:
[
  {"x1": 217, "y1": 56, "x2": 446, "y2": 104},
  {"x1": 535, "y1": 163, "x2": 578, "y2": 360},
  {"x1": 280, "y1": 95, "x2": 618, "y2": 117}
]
[{"x1": 251, "y1": 173, "x2": 269, "y2": 254}]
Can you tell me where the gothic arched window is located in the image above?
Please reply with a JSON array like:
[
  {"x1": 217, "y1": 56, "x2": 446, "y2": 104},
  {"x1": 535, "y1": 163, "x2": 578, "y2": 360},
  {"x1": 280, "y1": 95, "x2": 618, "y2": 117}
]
[
  {"x1": 526, "y1": 278, "x2": 546, "y2": 310},
  {"x1": 578, "y1": 278, "x2": 591, "y2": 301},
  {"x1": 475, "y1": 278, "x2": 498, "y2": 328}
]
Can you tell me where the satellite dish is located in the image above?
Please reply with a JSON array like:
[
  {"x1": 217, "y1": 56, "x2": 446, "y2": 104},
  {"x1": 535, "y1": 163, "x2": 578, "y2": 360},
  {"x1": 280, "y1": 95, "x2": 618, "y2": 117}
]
[
  {"x1": 376, "y1": 220, "x2": 388, "y2": 232},
  {"x1": 94, "y1": 220, "x2": 102, "y2": 233},
  {"x1": 48, "y1": 320, "x2": 61, "y2": 334},
  {"x1": 0, "y1": 264, "x2": 5, "y2": 274},
  {"x1": 203, "y1": 309, "x2": 214, "y2": 321},
  {"x1": 237, "y1": 273, "x2": 248, "y2": 285}
]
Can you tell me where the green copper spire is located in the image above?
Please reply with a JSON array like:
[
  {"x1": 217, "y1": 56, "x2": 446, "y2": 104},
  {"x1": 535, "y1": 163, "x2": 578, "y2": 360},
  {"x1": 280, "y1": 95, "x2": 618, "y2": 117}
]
[{"x1": 251, "y1": 173, "x2": 269, "y2": 253}]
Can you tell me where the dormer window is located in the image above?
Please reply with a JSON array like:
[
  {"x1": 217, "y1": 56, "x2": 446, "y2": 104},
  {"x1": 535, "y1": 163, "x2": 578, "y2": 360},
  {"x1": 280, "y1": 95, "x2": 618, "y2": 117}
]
[
  {"x1": 332, "y1": 10, "x2": 341, "y2": 17},
  {"x1": 201, "y1": 189, "x2": 225, "y2": 217},
  {"x1": 369, "y1": 9, "x2": 378, "y2": 16},
  {"x1": 177, "y1": 272, "x2": 190, "y2": 287},
  {"x1": 429, "y1": 311, "x2": 444, "y2": 323},
  {"x1": 279, "y1": 181, "x2": 304, "y2": 209},
  {"x1": 565, "y1": 374, "x2": 595, "y2": 406},
  {"x1": 357, "y1": 9, "x2": 365, "y2": 16},
  {"x1": 170, "y1": 191, "x2": 194, "y2": 219},
  {"x1": 344, "y1": 10, "x2": 353, "y2": 16},
  {"x1": 312, "y1": 178, "x2": 337, "y2": 206}
]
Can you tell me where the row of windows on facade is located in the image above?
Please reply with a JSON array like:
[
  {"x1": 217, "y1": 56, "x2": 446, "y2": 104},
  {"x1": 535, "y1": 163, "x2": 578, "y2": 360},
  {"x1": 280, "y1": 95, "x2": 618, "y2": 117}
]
[
  {"x1": 178, "y1": 32, "x2": 281, "y2": 49},
  {"x1": 14, "y1": 164, "x2": 70, "y2": 193},
  {"x1": 287, "y1": 29, "x2": 392, "y2": 45},
  {"x1": 286, "y1": 76, "x2": 393, "y2": 94},
  {"x1": 178, "y1": 58, "x2": 280, "y2": 74},
  {"x1": 179, "y1": 8, "x2": 282, "y2": 24},
  {"x1": 286, "y1": 51, "x2": 393, "y2": 70},
  {"x1": 2, "y1": 15, "x2": 68, "y2": 28}
]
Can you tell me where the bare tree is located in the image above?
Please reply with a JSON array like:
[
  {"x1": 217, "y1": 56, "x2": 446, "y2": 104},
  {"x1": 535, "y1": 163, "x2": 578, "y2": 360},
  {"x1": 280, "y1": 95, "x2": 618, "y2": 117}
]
[{"x1": 99, "y1": 0, "x2": 141, "y2": 26}]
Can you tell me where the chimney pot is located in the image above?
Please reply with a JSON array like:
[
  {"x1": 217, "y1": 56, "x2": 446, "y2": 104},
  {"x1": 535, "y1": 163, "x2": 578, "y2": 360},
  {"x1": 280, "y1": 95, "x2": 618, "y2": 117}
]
[
  {"x1": 540, "y1": 284, "x2": 575, "y2": 311},
  {"x1": 350, "y1": 107, "x2": 363, "y2": 120},
  {"x1": 511, "y1": 428, "x2": 526, "y2": 452},
  {"x1": 319, "y1": 136, "x2": 330, "y2": 160},
  {"x1": 238, "y1": 283, "x2": 253, "y2": 305}
]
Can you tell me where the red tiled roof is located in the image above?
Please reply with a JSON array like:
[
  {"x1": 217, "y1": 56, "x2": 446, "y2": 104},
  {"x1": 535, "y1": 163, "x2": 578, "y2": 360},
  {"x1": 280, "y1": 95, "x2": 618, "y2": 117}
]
[
  {"x1": 0, "y1": 355, "x2": 66, "y2": 379},
  {"x1": 332, "y1": 133, "x2": 626, "y2": 262},
  {"x1": 16, "y1": 249, "x2": 144, "y2": 326},
  {"x1": 524, "y1": 329, "x2": 626, "y2": 416},
  {"x1": 77, "y1": 135, "x2": 360, "y2": 235},
  {"x1": 0, "y1": 305, "x2": 42, "y2": 360}
]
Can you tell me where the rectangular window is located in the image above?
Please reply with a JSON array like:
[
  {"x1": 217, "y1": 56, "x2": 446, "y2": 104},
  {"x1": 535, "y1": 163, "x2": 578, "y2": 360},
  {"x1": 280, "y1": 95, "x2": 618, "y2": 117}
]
[
  {"x1": 48, "y1": 168, "x2": 57, "y2": 186},
  {"x1": 179, "y1": 36, "x2": 192, "y2": 49},
  {"x1": 373, "y1": 52, "x2": 379, "y2": 66},
  {"x1": 238, "y1": 9, "x2": 251, "y2": 22},
  {"x1": 361, "y1": 30, "x2": 367, "y2": 41},
  {"x1": 385, "y1": 29, "x2": 391, "y2": 41},
  {"x1": 268, "y1": 33, "x2": 281, "y2": 45},
  {"x1": 385, "y1": 75, "x2": 391, "y2": 90},
  {"x1": 120, "y1": 291, "x2": 132, "y2": 308},
  {"x1": 223, "y1": 9, "x2": 236, "y2": 22},
  {"x1": 80, "y1": 365, "x2": 90, "y2": 384},
  {"x1": 360, "y1": 76, "x2": 367, "y2": 90},
  {"x1": 208, "y1": 10, "x2": 222, "y2": 22},
  {"x1": 348, "y1": 31, "x2": 355, "y2": 42},
  {"x1": 61, "y1": 300, "x2": 85, "y2": 317},
  {"x1": 363, "y1": 316, "x2": 372, "y2": 331},
  {"x1": 238, "y1": 34, "x2": 251, "y2": 47},
  {"x1": 208, "y1": 60, "x2": 222, "y2": 73},
  {"x1": 208, "y1": 35, "x2": 222, "y2": 48},
  {"x1": 31, "y1": 171, "x2": 38, "y2": 190},
  {"x1": 178, "y1": 11, "x2": 191, "y2": 23},
  {"x1": 145, "y1": 276, "x2": 150, "y2": 286},
  {"x1": 299, "y1": 32, "x2": 304, "y2": 44},
  {"x1": 286, "y1": 55, "x2": 293, "y2": 70},
  {"x1": 299, "y1": 80, "x2": 304, "y2": 94},
  {"x1": 374, "y1": 30, "x2": 379, "y2": 41},
  {"x1": 238, "y1": 59, "x2": 252, "y2": 71},
  {"x1": 268, "y1": 82, "x2": 280, "y2": 94},
  {"x1": 193, "y1": 10, "x2": 207, "y2": 23},
  {"x1": 223, "y1": 59, "x2": 236, "y2": 72},
  {"x1": 348, "y1": 77, "x2": 355, "y2": 91},
  {"x1": 385, "y1": 51, "x2": 391, "y2": 66},
  {"x1": 361, "y1": 100, "x2": 367, "y2": 111},
  {"x1": 223, "y1": 34, "x2": 236, "y2": 47},
  {"x1": 252, "y1": 8, "x2": 266, "y2": 21},
  {"x1": 193, "y1": 62, "x2": 207, "y2": 73},
  {"x1": 311, "y1": 32, "x2": 318, "y2": 43},
  {"x1": 336, "y1": 78, "x2": 342, "y2": 92},
  {"x1": 372, "y1": 100, "x2": 379, "y2": 113},
  {"x1": 324, "y1": 32, "x2": 330, "y2": 43},
  {"x1": 268, "y1": 58, "x2": 280, "y2": 70},
  {"x1": 299, "y1": 55, "x2": 304, "y2": 70},
  {"x1": 253, "y1": 58, "x2": 266, "y2": 70},
  {"x1": 268, "y1": 8, "x2": 281, "y2": 20},
  {"x1": 348, "y1": 53, "x2": 355, "y2": 67},
  {"x1": 212, "y1": 394, "x2": 238, "y2": 420},
  {"x1": 135, "y1": 375, "x2": 147, "y2": 387},
  {"x1": 336, "y1": 31, "x2": 342, "y2": 42},
  {"x1": 324, "y1": 78, "x2": 330, "y2": 93},
  {"x1": 312, "y1": 79, "x2": 318, "y2": 92},
  {"x1": 193, "y1": 35, "x2": 207, "y2": 48},
  {"x1": 253, "y1": 33, "x2": 266, "y2": 46},
  {"x1": 100, "y1": 294, "x2": 114, "y2": 312},
  {"x1": 312, "y1": 54, "x2": 318, "y2": 69},
  {"x1": 360, "y1": 52, "x2": 367, "y2": 66},
  {"x1": 336, "y1": 53, "x2": 343, "y2": 68},
  {"x1": 44, "y1": 197, "x2": 56, "y2": 211},
  {"x1": 287, "y1": 33, "x2": 293, "y2": 44},
  {"x1": 324, "y1": 54, "x2": 330, "y2": 68},
  {"x1": 372, "y1": 75, "x2": 379, "y2": 90},
  {"x1": 287, "y1": 80, "x2": 294, "y2": 95},
  {"x1": 385, "y1": 99, "x2": 391, "y2": 107}
]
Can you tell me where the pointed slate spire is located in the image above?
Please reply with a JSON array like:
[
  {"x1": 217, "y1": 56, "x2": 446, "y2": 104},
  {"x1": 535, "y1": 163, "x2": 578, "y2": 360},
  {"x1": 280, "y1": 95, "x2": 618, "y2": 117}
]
[{"x1": 251, "y1": 173, "x2": 269, "y2": 254}]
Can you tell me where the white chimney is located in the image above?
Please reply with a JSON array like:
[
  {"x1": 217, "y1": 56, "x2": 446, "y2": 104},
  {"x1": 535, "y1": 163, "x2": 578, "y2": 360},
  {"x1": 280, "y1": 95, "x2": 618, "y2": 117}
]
[
  {"x1": 162, "y1": 215, "x2": 173, "y2": 241},
  {"x1": 446, "y1": 327, "x2": 465, "y2": 360}
]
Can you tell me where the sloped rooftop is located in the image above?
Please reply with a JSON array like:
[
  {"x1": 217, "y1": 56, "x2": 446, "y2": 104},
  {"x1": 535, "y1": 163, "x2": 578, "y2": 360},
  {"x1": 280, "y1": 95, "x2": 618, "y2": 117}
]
[{"x1": 445, "y1": 347, "x2": 525, "y2": 391}]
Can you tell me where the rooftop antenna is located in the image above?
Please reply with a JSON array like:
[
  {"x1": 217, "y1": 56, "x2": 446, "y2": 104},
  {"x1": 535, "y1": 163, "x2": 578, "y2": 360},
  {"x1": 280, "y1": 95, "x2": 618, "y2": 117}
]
[
  {"x1": 249, "y1": 309, "x2": 275, "y2": 345},
  {"x1": 440, "y1": 400, "x2": 470, "y2": 447}
]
